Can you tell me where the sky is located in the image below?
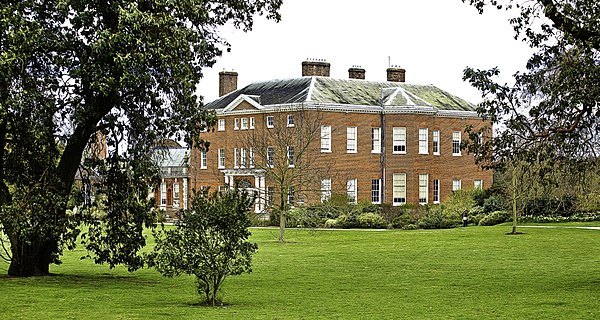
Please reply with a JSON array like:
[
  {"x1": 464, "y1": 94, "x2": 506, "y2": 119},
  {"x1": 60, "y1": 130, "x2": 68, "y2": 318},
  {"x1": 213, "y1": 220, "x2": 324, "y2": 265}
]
[{"x1": 196, "y1": 0, "x2": 535, "y2": 105}]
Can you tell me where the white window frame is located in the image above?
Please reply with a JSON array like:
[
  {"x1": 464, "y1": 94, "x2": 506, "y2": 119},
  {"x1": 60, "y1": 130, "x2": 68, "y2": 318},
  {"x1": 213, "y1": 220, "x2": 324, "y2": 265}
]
[
  {"x1": 453, "y1": 179, "x2": 462, "y2": 191},
  {"x1": 249, "y1": 147, "x2": 255, "y2": 168},
  {"x1": 240, "y1": 148, "x2": 247, "y2": 168},
  {"x1": 249, "y1": 117, "x2": 255, "y2": 129},
  {"x1": 266, "y1": 116, "x2": 274, "y2": 128},
  {"x1": 160, "y1": 181, "x2": 166, "y2": 206},
  {"x1": 346, "y1": 126, "x2": 357, "y2": 153},
  {"x1": 433, "y1": 130, "x2": 440, "y2": 155},
  {"x1": 218, "y1": 149, "x2": 225, "y2": 169},
  {"x1": 267, "y1": 146, "x2": 274, "y2": 168},
  {"x1": 347, "y1": 179, "x2": 357, "y2": 204},
  {"x1": 287, "y1": 114, "x2": 295, "y2": 127},
  {"x1": 233, "y1": 148, "x2": 239, "y2": 168},
  {"x1": 287, "y1": 146, "x2": 294, "y2": 167},
  {"x1": 474, "y1": 180, "x2": 483, "y2": 190},
  {"x1": 241, "y1": 118, "x2": 248, "y2": 130},
  {"x1": 371, "y1": 127, "x2": 381, "y2": 154},
  {"x1": 433, "y1": 179, "x2": 440, "y2": 204},
  {"x1": 392, "y1": 127, "x2": 406, "y2": 154},
  {"x1": 200, "y1": 150, "x2": 207, "y2": 169},
  {"x1": 419, "y1": 128, "x2": 428, "y2": 154},
  {"x1": 392, "y1": 173, "x2": 406, "y2": 206},
  {"x1": 452, "y1": 131, "x2": 462, "y2": 156},
  {"x1": 218, "y1": 119, "x2": 225, "y2": 131},
  {"x1": 321, "y1": 125, "x2": 331, "y2": 153},
  {"x1": 173, "y1": 182, "x2": 180, "y2": 208},
  {"x1": 287, "y1": 186, "x2": 295, "y2": 205},
  {"x1": 371, "y1": 179, "x2": 381, "y2": 204},
  {"x1": 321, "y1": 178, "x2": 332, "y2": 203},
  {"x1": 419, "y1": 174, "x2": 428, "y2": 205},
  {"x1": 234, "y1": 118, "x2": 240, "y2": 130}
]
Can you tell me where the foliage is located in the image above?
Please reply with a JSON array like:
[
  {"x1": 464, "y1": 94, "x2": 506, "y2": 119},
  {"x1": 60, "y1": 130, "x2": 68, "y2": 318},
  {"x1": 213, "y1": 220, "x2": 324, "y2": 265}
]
[
  {"x1": 521, "y1": 212, "x2": 600, "y2": 223},
  {"x1": 418, "y1": 205, "x2": 459, "y2": 229},
  {"x1": 0, "y1": 0, "x2": 281, "y2": 276},
  {"x1": 523, "y1": 195, "x2": 577, "y2": 217},
  {"x1": 356, "y1": 213, "x2": 387, "y2": 229},
  {"x1": 149, "y1": 190, "x2": 258, "y2": 306},
  {"x1": 483, "y1": 194, "x2": 508, "y2": 213},
  {"x1": 462, "y1": 1, "x2": 600, "y2": 170},
  {"x1": 478, "y1": 210, "x2": 511, "y2": 226},
  {"x1": 442, "y1": 189, "x2": 477, "y2": 219}
]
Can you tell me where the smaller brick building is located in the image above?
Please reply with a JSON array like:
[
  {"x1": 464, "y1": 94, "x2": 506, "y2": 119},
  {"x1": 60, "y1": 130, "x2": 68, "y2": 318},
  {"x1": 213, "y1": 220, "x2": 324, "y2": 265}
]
[{"x1": 151, "y1": 141, "x2": 190, "y2": 217}]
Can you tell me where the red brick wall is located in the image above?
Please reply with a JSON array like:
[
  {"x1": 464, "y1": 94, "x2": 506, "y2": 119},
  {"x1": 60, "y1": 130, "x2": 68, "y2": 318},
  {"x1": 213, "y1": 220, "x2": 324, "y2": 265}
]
[{"x1": 192, "y1": 108, "x2": 492, "y2": 206}]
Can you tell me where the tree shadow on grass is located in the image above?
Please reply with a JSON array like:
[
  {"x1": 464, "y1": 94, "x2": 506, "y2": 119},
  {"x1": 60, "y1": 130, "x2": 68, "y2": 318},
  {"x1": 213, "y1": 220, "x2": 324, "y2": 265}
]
[{"x1": 0, "y1": 271, "x2": 161, "y2": 289}]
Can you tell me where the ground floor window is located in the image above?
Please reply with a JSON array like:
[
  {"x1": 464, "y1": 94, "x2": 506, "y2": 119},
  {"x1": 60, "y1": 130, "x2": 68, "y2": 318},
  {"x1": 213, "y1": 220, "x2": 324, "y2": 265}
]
[
  {"x1": 433, "y1": 179, "x2": 440, "y2": 204},
  {"x1": 418, "y1": 174, "x2": 428, "y2": 205},
  {"x1": 392, "y1": 174, "x2": 406, "y2": 205},
  {"x1": 371, "y1": 179, "x2": 381, "y2": 204},
  {"x1": 347, "y1": 179, "x2": 357, "y2": 204}
]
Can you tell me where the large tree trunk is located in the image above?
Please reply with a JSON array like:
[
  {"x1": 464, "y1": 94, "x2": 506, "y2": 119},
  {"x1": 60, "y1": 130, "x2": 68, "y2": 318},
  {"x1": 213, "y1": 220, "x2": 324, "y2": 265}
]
[{"x1": 7, "y1": 238, "x2": 56, "y2": 277}]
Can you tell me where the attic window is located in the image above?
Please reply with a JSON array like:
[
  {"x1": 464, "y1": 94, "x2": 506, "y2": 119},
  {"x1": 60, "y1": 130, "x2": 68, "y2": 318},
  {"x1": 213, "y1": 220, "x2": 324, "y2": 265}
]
[
  {"x1": 267, "y1": 116, "x2": 274, "y2": 128},
  {"x1": 287, "y1": 114, "x2": 295, "y2": 127}
]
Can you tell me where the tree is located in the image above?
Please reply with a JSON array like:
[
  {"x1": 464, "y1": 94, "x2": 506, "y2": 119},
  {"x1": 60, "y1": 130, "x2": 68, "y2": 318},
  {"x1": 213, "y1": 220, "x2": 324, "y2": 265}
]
[
  {"x1": 241, "y1": 108, "x2": 332, "y2": 242},
  {"x1": 461, "y1": 1, "x2": 600, "y2": 166},
  {"x1": 149, "y1": 189, "x2": 258, "y2": 306},
  {"x1": 0, "y1": 0, "x2": 281, "y2": 277}
]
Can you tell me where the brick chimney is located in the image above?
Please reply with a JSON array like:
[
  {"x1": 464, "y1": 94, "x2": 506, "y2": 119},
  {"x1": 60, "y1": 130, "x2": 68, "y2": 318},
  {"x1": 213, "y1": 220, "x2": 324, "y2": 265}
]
[
  {"x1": 219, "y1": 71, "x2": 238, "y2": 97},
  {"x1": 348, "y1": 66, "x2": 366, "y2": 80},
  {"x1": 386, "y1": 66, "x2": 406, "y2": 82},
  {"x1": 302, "y1": 60, "x2": 330, "y2": 77}
]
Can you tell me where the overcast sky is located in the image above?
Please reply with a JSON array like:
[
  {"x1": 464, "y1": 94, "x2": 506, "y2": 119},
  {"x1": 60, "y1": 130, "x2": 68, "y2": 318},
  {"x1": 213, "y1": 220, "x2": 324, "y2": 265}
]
[{"x1": 196, "y1": 0, "x2": 535, "y2": 104}]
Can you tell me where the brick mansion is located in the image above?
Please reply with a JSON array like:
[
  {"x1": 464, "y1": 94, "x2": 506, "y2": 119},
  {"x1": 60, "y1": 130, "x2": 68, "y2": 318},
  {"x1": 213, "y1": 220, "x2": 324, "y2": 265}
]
[{"x1": 174, "y1": 61, "x2": 491, "y2": 213}]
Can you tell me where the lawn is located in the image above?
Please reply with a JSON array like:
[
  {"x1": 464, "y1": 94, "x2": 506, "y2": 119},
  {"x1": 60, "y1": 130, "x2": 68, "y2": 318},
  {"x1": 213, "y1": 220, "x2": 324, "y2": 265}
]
[{"x1": 1, "y1": 225, "x2": 599, "y2": 319}]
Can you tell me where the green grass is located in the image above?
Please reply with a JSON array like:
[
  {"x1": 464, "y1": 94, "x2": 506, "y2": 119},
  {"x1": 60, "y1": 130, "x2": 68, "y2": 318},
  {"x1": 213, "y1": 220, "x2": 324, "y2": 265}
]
[{"x1": 1, "y1": 225, "x2": 599, "y2": 319}]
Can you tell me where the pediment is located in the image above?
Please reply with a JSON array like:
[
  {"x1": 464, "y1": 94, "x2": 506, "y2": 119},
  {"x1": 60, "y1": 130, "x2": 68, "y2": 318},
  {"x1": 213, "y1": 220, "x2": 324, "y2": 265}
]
[{"x1": 222, "y1": 94, "x2": 264, "y2": 112}]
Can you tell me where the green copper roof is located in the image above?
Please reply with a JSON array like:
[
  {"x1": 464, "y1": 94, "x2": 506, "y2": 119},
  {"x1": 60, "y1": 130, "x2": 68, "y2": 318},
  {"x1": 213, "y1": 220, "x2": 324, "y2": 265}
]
[{"x1": 207, "y1": 77, "x2": 476, "y2": 112}]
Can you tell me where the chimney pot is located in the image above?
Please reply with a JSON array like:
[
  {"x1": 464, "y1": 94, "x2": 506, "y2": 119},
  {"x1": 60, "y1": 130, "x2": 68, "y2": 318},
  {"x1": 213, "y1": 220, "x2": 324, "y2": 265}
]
[
  {"x1": 348, "y1": 67, "x2": 366, "y2": 80},
  {"x1": 219, "y1": 71, "x2": 238, "y2": 97},
  {"x1": 386, "y1": 67, "x2": 406, "y2": 82},
  {"x1": 302, "y1": 60, "x2": 330, "y2": 77}
]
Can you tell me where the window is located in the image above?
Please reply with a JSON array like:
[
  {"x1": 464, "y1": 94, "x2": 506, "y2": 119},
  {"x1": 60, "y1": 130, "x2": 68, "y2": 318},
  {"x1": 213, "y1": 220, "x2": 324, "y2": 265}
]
[
  {"x1": 371, "y1": 179, "x2": 381, "y2": 204},
  {"x1": 173, "y1": 183, "x2": 180, "y2": 208},
  {"x1": 453, "y1": 179, "x2": 462, "y2": 191},
  {"x1": 452, "y1": 131, "x2": 461, "y2": 156},
  {"x1": 347, "y1": 126, "x2": 357, "y2": 153},
  {"x1": 321, "y1": 125, "x2": 331, "y2": 152},
  {"x1": 287, "y1": 146, "x2": 294, "y2": 167},
  {"x1": 321, "y1": 179, "x2": 332, "y2": 202},
  {"x1": 288, "y1": 186, "x2": 295, "y2": 205},
  {"x1": 241, "y1": 118, "x2": 248, "y2": 130},
  {"x1": 160, "y1": 182, "x2": 166, "y2": 206},
  {"x1": 474, "y1": 180, "x2": 483, "y2": 190},
  {"x1": 347, "y1": 179, "x2": 357, "y2": 204},
  {"x1": 233, "y1": 148, "x2": 239, "y2": 168},
  {"x1": 419, "y1": 174, "x2": 428, "y2": 205},
  {"x1": 287, "y1": 114, "x2": 295, "y2": 127},
  {"x1": 240, "y1": 148, "x2": 247, "y2": 168},
  {"x1": 249, "y1": 147, "x2": 255, "y2": 168},
  {"x1": 267, "y1": 147, "x2": 274, "y2": 167},
  {"x1": 267, "y1": 116, "x2": 274, "y2": 128},
  {"x1": 433, "y1": 179, "x2": 440, "y2": 204},
  {"x1": 371, "y1": 128, "x2": 381, "y2": 153},
  {"x1": 234, "y1": 118, "x2": 240, "y2": 130},
  {"x1": 393, "y1": 127, "x2": 406, "y2": 154},
  {"x1": 267, "y1": 186, "x2": 274, "y2": 206},
  {"x1": 419, "y1": 128, "x2": 428, "y2": 154},
  {"x1": 218, "y1": 119, "x2": 225, "y2": 131},
  {"x1": 200, "y1": 150, "x2": 207, "y2": 169},
  {"x1": 393, "y1": 173, "x2": 406, "y2": 205},
  {"x1": 433, "y1": 130, "x2": 440, "y2": 155},
  {"x1": 218, "y1": 149, "x2": 225, "y2": 169},
  {"x1": 250, "y1": 117, "x2": 255, "y2": 129}
]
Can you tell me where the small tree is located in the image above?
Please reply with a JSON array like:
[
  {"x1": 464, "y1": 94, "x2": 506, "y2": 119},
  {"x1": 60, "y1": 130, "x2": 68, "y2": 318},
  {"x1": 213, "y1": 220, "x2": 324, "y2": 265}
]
[{"x1": 149, "y1": 189, "x2": 258, "y2": 306}]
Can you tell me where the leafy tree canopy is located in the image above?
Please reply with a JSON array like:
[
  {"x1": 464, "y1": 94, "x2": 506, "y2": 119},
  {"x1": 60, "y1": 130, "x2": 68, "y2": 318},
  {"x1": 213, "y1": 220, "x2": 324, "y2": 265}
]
[
  {"x1": 461, "y1": 0, "x2": 600, "y2": 172},
  {"x1": 0, "y1": 0, "x2": 281, "y2": 276}
]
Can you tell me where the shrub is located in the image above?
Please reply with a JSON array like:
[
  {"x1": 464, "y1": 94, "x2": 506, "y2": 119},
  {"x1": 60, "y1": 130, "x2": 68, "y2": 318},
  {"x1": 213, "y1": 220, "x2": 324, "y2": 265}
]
[
  {"x1": 356, "y1": 212, "x2": 387, "y2": 229},
  {"x1": 149, "y1": 189, "x2": 258, "y2": 306},
  {"x1": 576, "y1": 193, "x2": 600, "y2": 213},
  {"x1": 478, "y1": 210, "x2": 511, "y2": 226},
  {"x1": 523, "y1": 195, "x2": 577, "y2": 217},
  {"x1": 442, "y1": 189, "x2": 476, "y2": 221},
  {"x1": 418, "y1": 205, "x2": 458, "y2": 229},
  {"x1": 483, "y1": 194, "x2": 508, "y2": 213}
]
